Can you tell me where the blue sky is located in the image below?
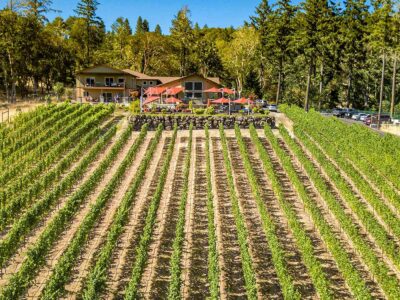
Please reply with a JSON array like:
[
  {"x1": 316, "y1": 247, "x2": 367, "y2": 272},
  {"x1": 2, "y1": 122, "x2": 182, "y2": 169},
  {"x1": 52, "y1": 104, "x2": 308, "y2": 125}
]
[{"x1": 45, "y1": 0, "x2": 262, "y2": 33}]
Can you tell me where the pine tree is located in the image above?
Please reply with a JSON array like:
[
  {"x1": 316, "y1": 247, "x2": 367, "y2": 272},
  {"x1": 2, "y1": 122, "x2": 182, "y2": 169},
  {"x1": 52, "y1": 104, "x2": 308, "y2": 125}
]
[
  {"x1": 369, "y1": 0, "x2": 394, "y2": 124},
  {"x1": 75, "y1": 0, "x2": 103, "y2": 66},
  {"x1": 142, "y1": 19, "x2": 150, "y2": 32},
  {"x1": 271, "y1": 0, "x2": 296, "y2": 104},
  {"x1": 251, "y1": 0, "x2": 273, "y2": 95},
  {"x1": 154, "y1": 24, "x2": 162, "y2": 35},
  {"x1": 341, "y1": 0, "x2": 368, "y2": 108},
  {"x1": 135, "y1": 16, "x2": 143, "y2": 35}
]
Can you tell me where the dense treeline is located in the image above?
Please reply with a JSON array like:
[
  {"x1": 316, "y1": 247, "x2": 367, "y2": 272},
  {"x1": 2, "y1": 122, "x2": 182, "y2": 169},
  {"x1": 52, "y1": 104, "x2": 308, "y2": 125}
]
[{"x1": 1, "y1": 0, "x2": 400, "y2": 112}]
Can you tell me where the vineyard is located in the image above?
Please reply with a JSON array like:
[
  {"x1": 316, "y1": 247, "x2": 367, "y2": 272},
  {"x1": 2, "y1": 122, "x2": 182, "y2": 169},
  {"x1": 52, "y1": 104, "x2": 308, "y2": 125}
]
[{"x1": 1, "y1": 103, "x2": 400, "y2": 299}]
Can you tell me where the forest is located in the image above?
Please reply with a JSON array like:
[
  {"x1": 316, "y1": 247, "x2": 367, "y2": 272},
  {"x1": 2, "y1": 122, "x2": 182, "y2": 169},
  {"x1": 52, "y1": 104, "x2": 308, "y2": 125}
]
[{"x1": 1, "y1": 0, "x2": 400, "y2": 112}]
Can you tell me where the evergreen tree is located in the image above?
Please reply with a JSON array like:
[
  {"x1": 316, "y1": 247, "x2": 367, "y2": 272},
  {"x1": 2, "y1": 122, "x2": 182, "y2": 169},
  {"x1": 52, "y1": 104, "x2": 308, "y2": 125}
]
[
  {"x1": 74, "y1": 0, "x2": 104, "y2": 66},
  {"x1": 135, "y1": 16, "x2": 143, "y2": 35},
  {"x1": 154, "y1": 24, "x2": 162, "y2": 35},
  {"x1": 142, "y1": 19, "x2": 150, "y2": 32},
  {"x1": 341, "y1": 0, "x2": 368, "y2": 108},
  {"x1": 271, "y1": 0, "x2": 296, "y2": 103},
  {"x1": 251, "y1": 0, "x2": 273, "y2": 95}
]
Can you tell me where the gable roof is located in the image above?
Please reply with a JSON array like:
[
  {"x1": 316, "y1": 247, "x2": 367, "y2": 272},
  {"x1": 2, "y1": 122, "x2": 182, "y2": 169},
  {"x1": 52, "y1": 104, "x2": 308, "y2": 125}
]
[
  {"x1": 77, "y1": 64, "x2": 136, "y2": 76},
  {"x1": 156, "y1": 73, "x2": 221, "y2": 87}
]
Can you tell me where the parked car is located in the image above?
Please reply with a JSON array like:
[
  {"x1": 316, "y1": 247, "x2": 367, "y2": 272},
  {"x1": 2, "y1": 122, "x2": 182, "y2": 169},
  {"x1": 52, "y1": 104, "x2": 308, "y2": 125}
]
[
  {"x1": 343, "y1": 108, "x2": 357, "y2": 118},
  {"x1": 332, "y1": 108, "x2": 345, "y2": 117},
  {"x1": 360, "y1": 114, "x2": 370, "y2": 122},
  {"x1": 255, "y1": 99, "x2": 268, "y2": 108},
  {"x1": 364, "y1": 114, "x2": 391, "y2": 126},
  {"x1": 352, "y1": 113, "x2": 367, "y2": 121},
  {"x1": 267, "y1": 104, "x2": 278, "y2": 112}
]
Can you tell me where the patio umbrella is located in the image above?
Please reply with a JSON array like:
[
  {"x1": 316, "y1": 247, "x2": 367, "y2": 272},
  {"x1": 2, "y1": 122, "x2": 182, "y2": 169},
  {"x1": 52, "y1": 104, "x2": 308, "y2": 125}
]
[
  {"x1": 220, "y1": 87, "x2": 235, "y2": 95},
  {"x1": 165, "y1": 86, "x2": 184, "y2": 96},
  {"x1": 165, "y1": 97, "x2": 182, "y2": 104},
  {"x1": 145, "y1": 86, "x2": 166, "y2": 95},
  {"x1": 233, "y1": 97, "x2": 254, "y2": 104},
  {"x1": 143, "y1": 96, "x2": 160, "y2": 105},
  {"x1": 204, "y1": 87, "x2": 221, "y2": 93},
  {"x1": 211, "y1": 97, "x2": 231, "y2": 104}
]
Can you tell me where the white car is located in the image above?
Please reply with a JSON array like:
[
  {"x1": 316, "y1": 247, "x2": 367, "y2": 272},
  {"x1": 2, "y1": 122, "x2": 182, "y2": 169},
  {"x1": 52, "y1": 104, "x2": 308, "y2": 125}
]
[{"x1": 359, "y1": 114, "x2": 369, "y2": 122}]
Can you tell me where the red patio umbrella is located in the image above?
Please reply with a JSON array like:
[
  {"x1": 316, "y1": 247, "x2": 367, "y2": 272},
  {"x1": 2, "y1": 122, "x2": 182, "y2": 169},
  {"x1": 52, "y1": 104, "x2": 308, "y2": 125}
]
[
  {"x1": 143, "y1": 96, "x2": 160, "y2": 105},
  {"x1": 233, "y1": 97, "x2": 254, "y2": 105},
  {"x1": 211, "y1": 97, "x2": 231, "y2": 104},
  {"x1": 204, "y1": 87, "x2": 221, "y2": 93},
  {"x1": 165, "y1": 97, "x2": 182, "y2": 104},
  {"x1": 220, "y1": 87, "x2": 235, "y2": 95},
  {"x1": 145, "y1": 86, "x2": 166, "y2": 95},
  {"x1": 165, "y1": 86, "x2": 184, "y2": 96}
]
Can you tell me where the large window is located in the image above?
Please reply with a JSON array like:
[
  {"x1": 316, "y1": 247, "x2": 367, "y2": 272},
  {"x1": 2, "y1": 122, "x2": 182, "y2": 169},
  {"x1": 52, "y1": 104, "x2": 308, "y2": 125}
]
[
  {"x1": 185, "y1": 81, "x2": 203, "y2": 99},
  {"x1": 85, "y1": 77, "x2": 95, "y2": 86},
  {"x1": 105, "y1": 77, "x2": 114, "y2": 87}
]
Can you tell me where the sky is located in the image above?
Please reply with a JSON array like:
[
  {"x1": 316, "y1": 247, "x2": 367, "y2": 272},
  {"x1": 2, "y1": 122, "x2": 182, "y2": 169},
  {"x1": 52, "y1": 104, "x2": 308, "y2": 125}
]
[{"x1": 45, "y1": 0, "x2": 262, "y2": 33}]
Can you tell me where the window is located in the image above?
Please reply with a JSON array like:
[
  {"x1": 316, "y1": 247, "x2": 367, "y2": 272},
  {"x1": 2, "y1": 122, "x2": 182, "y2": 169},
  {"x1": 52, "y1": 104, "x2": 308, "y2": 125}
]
[
  {"x1": 105, "y1": 77, "x2": 114, "y2": 86},
  {"x1": 194, "y1": 82, "x2": 203, "y2": 90},
  {"x1": 83, "y1": 91, "x2": 90, "y2": 97},
  {"x1": 86, "y1": 77, "x2": 95, "y2": 86},
  {"x1": 118, "y1": 78, "x2": 125, "y2": 85},
  {"x1": 185, "y1": 82, "x2": 193, "y2": 90},
  {"x1": 143, "y1": 81, "x2": 147, "y2": 85},
  {"x1": 150, "y1": 81, "x2": 153, "y2": 85},
  {"x1": 185, "y1": 81, "x2": 203, "y2": 99}
]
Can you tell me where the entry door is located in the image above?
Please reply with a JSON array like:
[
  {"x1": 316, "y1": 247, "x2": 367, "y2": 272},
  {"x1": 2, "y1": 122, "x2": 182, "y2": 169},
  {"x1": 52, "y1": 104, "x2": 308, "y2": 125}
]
[{"x1": 102, "y1": 93, "x2": 112, "y2": 102}]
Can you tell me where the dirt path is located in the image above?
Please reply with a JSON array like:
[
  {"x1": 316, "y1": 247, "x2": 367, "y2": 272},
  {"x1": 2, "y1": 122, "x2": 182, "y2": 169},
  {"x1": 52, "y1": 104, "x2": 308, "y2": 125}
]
[
  {"x1": 0, "y1": 121, "x2": 124, "y2": 289},
  {"x1": 59, "y1": 135, "x2": 153, "y2": 299},
  {"x1": 227, "y1": 137, "x2": 282, "y2": 299},
  {"x1": 23, "y1": 128, "x2": 138, "y2": 299},
  {"x1": 183, "y1": 135, "x2": 210, "y2": 299},
  {"x1": 211, "y1": 137, "x2": 247, "y2": 299},
  {"x1": 139, "y1": 137, "x2": 188, "y2": 299},
  {"x1": 242, "y1": 137, "x2": 316, "y2": 299},
  {"x1": 282, "y1": 135, "x2": 386, "y2": 299},
  {"x1": 103, "y1": 134, "x2": 171, "y2": 299}
]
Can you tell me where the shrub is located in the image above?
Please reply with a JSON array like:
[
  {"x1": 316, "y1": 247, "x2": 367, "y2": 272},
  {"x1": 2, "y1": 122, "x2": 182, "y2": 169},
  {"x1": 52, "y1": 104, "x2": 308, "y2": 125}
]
[
  {"x1": 194, "y1": 108, "x2": 205, "y2": 115},
  {"x1": 205, "y1": 106, "x2": 215, "y2": 115}
]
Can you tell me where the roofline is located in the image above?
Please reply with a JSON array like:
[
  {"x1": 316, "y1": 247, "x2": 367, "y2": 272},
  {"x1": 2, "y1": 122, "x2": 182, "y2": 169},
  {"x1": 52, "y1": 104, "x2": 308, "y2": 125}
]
[
  {"x1": 155, "y1": 73, "x2": 221, "y2": 87},
  {"x1": 77, "y1": 64, "x2": 136, "y2": 76}
]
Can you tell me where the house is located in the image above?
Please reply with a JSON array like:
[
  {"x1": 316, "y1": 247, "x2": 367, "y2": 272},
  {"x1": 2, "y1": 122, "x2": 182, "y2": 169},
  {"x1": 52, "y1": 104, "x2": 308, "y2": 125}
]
[
  {"x1": 76, "y1": 65, "x2": 138, "y2": 102},
  {"x1": 76, "y1": 64, "x2": 221, "y2": 104}
]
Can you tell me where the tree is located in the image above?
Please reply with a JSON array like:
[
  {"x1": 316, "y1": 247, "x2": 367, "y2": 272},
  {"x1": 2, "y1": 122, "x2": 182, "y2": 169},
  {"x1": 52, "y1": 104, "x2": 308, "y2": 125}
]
[
  {"x1": 251, "y1": 0, "x2": 273, "y2": 94},
  {"x1": 341, "y1": 0, "x2": 368, "y2": 108},
  {"x1": 20, "y1": 0, "x2": 55, "y2": 22},
  {"x1": 111, "y1": 17, "x2": 132, "y2": 62},
  {"x1": 270, "y1": 0, "x2": 296, "y2": 103},
  {"x1": 135, "y1": 16, "x2": 143, "y2": 35},
  {"x1": 217, "y1": 26, "x2": 259, "y2": 95},
  {"x1": 170, "y1": 6, "x2": 193, "y2": 76},
  {"x1": 296, "y1": 0, "x2": 329, "y2": 111},
  {"x1": 53, "y1": 82, "x2": 64, "y2": 100},
  {"x1": 368, "y1": 0, "x2": 394, "y2": 125},
  {"x1": 154, "y1": 24, "x2": 162, "y2": 35},
  {"x1": 74, "y1": 0, "x2": 104, "y2": 66},
  {"x1": 142, "y1": 19, "x2": 150, "y2": 32}
]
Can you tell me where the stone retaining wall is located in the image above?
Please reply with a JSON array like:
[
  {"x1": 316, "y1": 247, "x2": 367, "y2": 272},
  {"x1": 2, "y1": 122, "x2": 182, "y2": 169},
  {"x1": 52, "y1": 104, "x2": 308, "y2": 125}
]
[{"x1": 129, "y1": 115, "x2": 275, "y2": 131}]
